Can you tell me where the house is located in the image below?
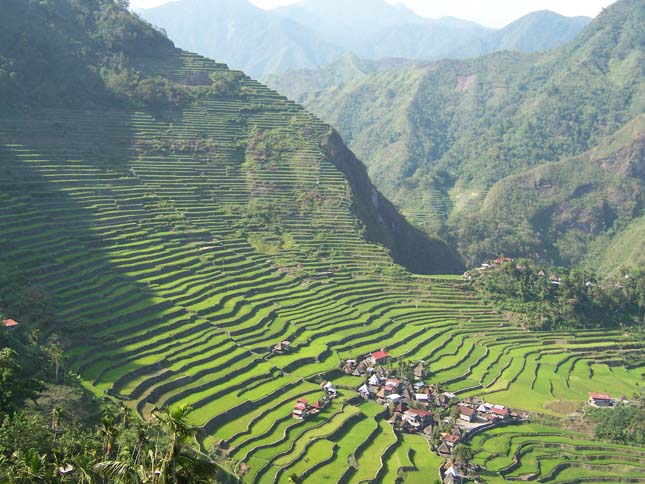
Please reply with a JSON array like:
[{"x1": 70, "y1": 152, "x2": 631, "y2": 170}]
[
  {"x1": 443, "y1": 465, "x2": 463, "y2": 484},
  {"x1": 589, "y1": 393, "x2": 614, "y2": 407},
  {"x1": 370, "y1": 349, "x2": 390, "y2": 365},
  {"x1": 385, "y1": 393, "x2": 402, "y2": 405},
  {"x1": 437, "y1": 442, "x2": 452, "y2": 456},
  {"x1": 385, "y1": 378, "x2": 400, "y2": 388},
  {"x1": 458, "y1": 405, "x2": 478, "y2": 423},
  {"x1": 309, "y1": 401, "x2": 321, "y2": 415},
  {"x1": 342, "y1": 360, "x2": 356, "y2": 374},
  {"x1": 404, "y1": 408, "x2": 432, "y2": 427},
  {"x1": 442, "y1": 433, "x2": 460, "y2": 448},
  {"x1": 273, "y1": 340, "x2": 291, "y2": 353},
  {"x1": 322, "y1": 381, "x2": 337, "y2": 397},
  {"x1": 490, "y1": 405, "x2": 510, "y2": 420},
  {"x1": 358, "y1": 384, "x2": 372, "y2": 399},
  {"x1": 478, "y1": 402, "x2": 493, "y2": 412},
  {"x1": 292, "y1": 401, "x2": 308, "y2": 419},
  {"x1": 415, "y1": 393, "x2": 429, "y2": 403},
  {"x1": 4, "y1": 318, "x2": 19, "y2": 328}
]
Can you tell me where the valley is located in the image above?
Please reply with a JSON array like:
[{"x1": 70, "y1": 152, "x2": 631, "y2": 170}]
[{"x1": 0, "y1": 1, "x2": 643, "y2": 483}]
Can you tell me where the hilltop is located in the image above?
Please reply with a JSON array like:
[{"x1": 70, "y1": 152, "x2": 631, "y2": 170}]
[
  {"x1": 138, "y1": 0, "x2": 590, "y2": 79},
  {"x1": 287, "y1": 0, "x2": 645, "y2": 266}
]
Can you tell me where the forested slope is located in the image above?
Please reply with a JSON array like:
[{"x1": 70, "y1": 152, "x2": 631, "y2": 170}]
[
  {"x1": 291, "y1": 0, "x2": 645, "y2": 266},
  {"x1": 0, "y1": 1, "x2": 642, "y2": 483}
]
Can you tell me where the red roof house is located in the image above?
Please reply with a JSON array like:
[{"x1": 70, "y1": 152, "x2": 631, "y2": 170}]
[
  {"x1": 458, "y1": 405, "x2": 478, "y2": 422},
  {"x1": 589, "y1": 393, "x2": 613, "y2": 406},
  {"x1": 370, "y1": 349, "x2": 390, "y2": 363},
  {"x1": 490, "y1": 406, "x2": 510, "y2": 419},
  {"x1": 4, "y1": 319, "x2": 19, "y2": 328}
]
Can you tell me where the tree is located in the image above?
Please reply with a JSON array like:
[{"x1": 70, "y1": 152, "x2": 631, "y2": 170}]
[
  {"x1": 0, "y1": 347, "x2": 33, "y2": 415},
  {"x1": 452, "y1": 443, "x2": 474, "y2": 467},
  {"x1": 45, "y1": 334, "x2": 64, "y2": 383}
]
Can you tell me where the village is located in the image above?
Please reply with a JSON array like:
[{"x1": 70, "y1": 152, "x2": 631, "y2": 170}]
[{"x1": 342, "y1": 350, "x2": 522, "y2": 456}]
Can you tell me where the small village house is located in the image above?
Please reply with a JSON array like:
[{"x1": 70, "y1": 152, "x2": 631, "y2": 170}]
[
  {"x1": 589, "y1": 392, "x2": 614, "y2": 407},
  {"x1": 458, "y1": 405, "x2": 478, "y2": 423},
  {"x1": 369, "y1": 349, "x2": 390, "y2": 365},
  {"x1": 4, "y1": 318, "x2": 19, "y2": 329}
]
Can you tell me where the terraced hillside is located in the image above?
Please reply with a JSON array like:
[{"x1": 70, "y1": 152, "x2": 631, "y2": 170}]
[
  {"x1": 1, "y1": 1, "x2": 643, "y2": 483},
  {"x1": 472, "y1": 424, "x2": 645, "y2": 483}
]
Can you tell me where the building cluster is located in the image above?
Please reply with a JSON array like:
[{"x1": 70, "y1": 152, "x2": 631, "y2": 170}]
[{"x1": 291, "y1": 380, "x2": 337, "y2": 420}]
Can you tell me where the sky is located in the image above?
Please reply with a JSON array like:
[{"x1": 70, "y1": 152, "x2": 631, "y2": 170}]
[{"x1": 130, "y1": 0, "x2": 617, "y2": 28}]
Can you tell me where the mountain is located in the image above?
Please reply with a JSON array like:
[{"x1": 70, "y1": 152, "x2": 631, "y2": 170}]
[
  {"x1": 266, "y1": 52, "x2": 416, "y2": 101},
  {"x1": 490, "y1": 10, "x2": 592, "y2": 52},
  {"x1": 290, "y1": 0, "x2": 644, "y2": 267},
  {"x1": 274, "y1": 0, "x2": 430, "y2": 50},
  {"x1": 137, "y1": 0, "x2": 590, "y2": 80},
  {"x1": 2, "y1": 2, "x2": 644, "y2": 483},
  {"x1": 135, "y1": 0, "x2": 343, "y2": 80},
  {"x1": 455, "y1": 115, "x2": 645, "y2": 268}
]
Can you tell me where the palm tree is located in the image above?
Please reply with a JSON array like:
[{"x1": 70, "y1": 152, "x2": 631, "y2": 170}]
[
  {"x1": 99, "y1": 412, "x2": 118, "y2": 458},
  {"x1": 152, "y1": 403, "x2": 217, "y2": 483},
  {"x1": 152, "y1": 403, "x2": 200, "y2": 482},
  {"x1": 12, "y1": 449, "x2": 52, "y2": 483},
  {"x1": 94, "y1": 458, "x2": 147, "y2": 484}
]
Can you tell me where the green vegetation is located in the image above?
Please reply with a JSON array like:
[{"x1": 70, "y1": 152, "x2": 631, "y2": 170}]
[
  {"x1": 471, "y1": 423, "x2": 645, "y2": 483},
  {"x1": 588, "y1": 401, "x2": 645, "y2": 446},
  {"x1": 471, "y1": 260, "x2": 645, "y2": 331},
  {"x1": 288, "y1": 0, "x2": 645, "y2": 268},
  {"x1": 0, "y1": 1, "x2": 643, "y2": 483}
]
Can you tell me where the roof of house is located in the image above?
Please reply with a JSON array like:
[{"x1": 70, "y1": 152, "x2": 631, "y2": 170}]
[
  {"x1": 371, "y1": 350, "x2": 390, "y2": 360},
  {"x1": 415, "y1": 393, "x2": 429, "y2": 401},
  {"x1": 293, "y1": 402, "x2": 307, "y2": 410},
  {"x1": 459, "y1": 405, "x2": 476, "y2": 417},
  {"x1": 491, "y1": 406, "x2": 509, "y2": 416},
  {"x1": 368, "y1": 374, "x2": 380, "y2": 385},
  {"x1": 4, "y1": 319, "x2": 19, "y2": 327},
  {"x1": 589, "y1": 393, "x2": 612, "y2": 400},
  {"x1": 407, "y1": 407, "x2": 430, "y2": 417},
  {"x1": 442, "y1": 434, "x2": 460, "y2": 443},
  {"x1": 445, "y1": 466, "x2": 459, "y2": 477},
  {"x1": 386, "y1": 393, "x2": 401, "y2": 400},
  {"x1": 296, "y1": 397, "x2": 309, "y2": 404},
  {"x1": 358, "y1": 384, "x2": 370, "y2": 394}
]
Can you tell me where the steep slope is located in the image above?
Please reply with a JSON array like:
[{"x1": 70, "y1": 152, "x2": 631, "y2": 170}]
[
  {"x1": 2, "y1": 3, "x2": 643, "y2": 482},
  {"x1": 456, "y1": 115, "x2": 645, "y2": 267},
  {"x1": 295, "y1": 0, "x2": 644, "y2": 264}
]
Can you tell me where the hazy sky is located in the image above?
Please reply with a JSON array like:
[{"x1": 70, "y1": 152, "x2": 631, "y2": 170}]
[{"x1": 131, "y1": 0, "x2": 617, "y2": 28}]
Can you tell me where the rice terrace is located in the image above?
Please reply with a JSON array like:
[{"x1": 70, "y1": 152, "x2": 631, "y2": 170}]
[{"x1": 0, "y1": 0, "x2": 644, "y2": 483}]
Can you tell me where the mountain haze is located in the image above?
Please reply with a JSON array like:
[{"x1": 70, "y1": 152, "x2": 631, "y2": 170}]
[{"x1": 137, "y1": 0, "x2": 591, "y2": 79}]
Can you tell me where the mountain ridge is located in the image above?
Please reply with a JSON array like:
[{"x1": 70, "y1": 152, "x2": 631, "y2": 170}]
[
  {"x1": 137, "y1": 0, "x2": 591, "y2": 79},
  {"x1": 284, "y1": 0, "x2": 644, "y2": 267}
]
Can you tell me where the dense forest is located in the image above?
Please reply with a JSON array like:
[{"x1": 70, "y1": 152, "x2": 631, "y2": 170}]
[{"x1": 469, "y1": 259, "x2": 645, "y2": 333}]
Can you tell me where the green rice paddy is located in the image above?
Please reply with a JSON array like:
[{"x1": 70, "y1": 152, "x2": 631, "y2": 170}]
[{"x1": 0, "y1": 50, "x2": 642, "y2": 483}]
